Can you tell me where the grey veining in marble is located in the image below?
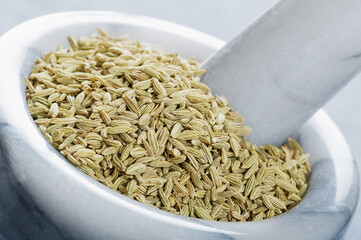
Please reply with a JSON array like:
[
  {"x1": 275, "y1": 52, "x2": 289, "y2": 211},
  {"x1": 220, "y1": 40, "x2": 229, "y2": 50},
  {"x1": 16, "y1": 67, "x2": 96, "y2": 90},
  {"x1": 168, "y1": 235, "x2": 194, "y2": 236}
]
[
  {"x1": 202, "y1": 0, "x2": 361, "y2": 146},
  {"x1": 0, "y1": 11, "x2": 359, "y2": 240},
  {"x1": 0, "y1": 148, "x2": 67, "y2": 240}
]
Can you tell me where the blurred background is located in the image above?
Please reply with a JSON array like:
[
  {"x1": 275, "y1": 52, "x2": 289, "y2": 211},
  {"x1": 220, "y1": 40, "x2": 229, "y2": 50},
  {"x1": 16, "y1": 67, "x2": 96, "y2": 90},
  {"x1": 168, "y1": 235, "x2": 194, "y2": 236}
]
[{"x1": 0, "y1": 0, "x2": 360, "y2": 239}]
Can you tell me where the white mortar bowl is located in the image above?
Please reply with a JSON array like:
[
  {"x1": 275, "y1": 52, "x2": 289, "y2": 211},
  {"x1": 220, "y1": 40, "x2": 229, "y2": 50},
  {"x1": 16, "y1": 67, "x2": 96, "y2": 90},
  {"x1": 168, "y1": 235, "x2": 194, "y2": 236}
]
[{"x1": 0, "y1": 11, "x2": 358, "y2": 240}]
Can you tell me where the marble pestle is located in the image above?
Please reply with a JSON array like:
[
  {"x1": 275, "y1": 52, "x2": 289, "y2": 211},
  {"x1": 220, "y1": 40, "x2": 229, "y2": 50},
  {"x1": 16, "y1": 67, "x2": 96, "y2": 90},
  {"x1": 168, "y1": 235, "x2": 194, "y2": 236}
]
[{"x1": 202, "y1": 0, "x2": 361, "y2": 146}]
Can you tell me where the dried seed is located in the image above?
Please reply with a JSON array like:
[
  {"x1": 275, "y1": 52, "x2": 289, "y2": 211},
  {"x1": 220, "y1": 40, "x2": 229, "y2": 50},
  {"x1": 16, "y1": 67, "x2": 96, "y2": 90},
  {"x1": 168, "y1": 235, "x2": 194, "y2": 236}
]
[
  {"x1": 74, "y1": 149, "x2": 96, "y2": 157},
  {"x1": 26, "y1": 30, "x2": 310, "y2": 223},
  {"x1": 108, "y1": 124, "x2": 132, "y2": 134},
  {"x1": 130, "y1": 147, "x2": 147, "y2": 158},
  {"x1": 126, "y1": 163, "x2": 147, "y2": 175},
  {"x1": 194, "y1": 206, "x2": 212, "y2": 221},
  {"x1": 275, "y1": 179, "x2": 299, "y2": 193},
  {"x1": 49, "y1": 103, "x2": 59, "y2": 118},
  {"x1": 209, "y1": 166, "x2": 221, "y2": 188},
  {"x1": 152, "y1": 78, "x2": 167, "y2": 96},
  {"x1": 170, "y1": 122, "x2": 182, "y2": 138},
  {"x1": 59, "y1": 134, "x2": 76, "y2": 149}
]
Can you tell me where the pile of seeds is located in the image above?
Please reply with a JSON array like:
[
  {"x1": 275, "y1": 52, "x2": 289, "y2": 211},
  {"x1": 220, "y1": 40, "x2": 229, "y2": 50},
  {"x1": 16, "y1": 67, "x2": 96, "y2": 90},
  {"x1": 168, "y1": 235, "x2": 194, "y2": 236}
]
[{"x1": 25, "y1": 29, "x2": 311, "y2": 222}]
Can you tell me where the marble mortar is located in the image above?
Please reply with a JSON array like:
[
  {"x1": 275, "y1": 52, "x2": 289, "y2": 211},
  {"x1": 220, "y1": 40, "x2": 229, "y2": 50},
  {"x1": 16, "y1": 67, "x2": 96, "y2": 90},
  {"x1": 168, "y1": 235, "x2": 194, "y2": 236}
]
[{"x1": 0, "y1": 11, "x2": 358, "y2": 240}]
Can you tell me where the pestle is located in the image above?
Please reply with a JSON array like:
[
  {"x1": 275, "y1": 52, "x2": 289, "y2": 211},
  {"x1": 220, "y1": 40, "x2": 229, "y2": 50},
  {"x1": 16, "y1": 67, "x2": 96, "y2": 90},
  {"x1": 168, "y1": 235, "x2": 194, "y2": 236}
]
[{"x1": 202, "y1": 0, "x2": 361, "y2": 146}]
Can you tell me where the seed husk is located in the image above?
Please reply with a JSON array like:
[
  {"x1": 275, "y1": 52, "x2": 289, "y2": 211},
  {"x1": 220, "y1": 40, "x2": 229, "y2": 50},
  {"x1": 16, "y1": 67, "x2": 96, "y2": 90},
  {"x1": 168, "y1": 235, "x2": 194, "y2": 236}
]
[{"x1": 194, "y1": 206, "x2": 213, "y2": 221}]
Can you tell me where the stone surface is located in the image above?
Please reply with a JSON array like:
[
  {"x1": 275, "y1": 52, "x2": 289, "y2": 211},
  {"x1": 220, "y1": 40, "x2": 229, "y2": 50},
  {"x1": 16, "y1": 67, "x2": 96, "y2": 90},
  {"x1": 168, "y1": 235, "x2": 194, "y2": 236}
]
[{"x1": 0, "y1": 148, "x2": 67, "y2": 240}]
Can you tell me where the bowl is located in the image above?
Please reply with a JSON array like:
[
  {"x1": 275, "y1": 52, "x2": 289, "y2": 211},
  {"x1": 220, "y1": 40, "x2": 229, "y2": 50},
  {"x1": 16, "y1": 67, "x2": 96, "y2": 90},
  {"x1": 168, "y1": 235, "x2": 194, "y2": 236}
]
[{"x1": 0, "y1": 11, "x2": 358, "y2": 240}]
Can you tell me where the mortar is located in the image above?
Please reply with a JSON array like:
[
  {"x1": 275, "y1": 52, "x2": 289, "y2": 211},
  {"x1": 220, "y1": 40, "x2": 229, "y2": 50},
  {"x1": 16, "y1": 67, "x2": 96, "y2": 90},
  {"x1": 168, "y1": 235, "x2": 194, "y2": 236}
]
[{"x1": 0, "y1": 11, "x2": 358, "y2": 240}]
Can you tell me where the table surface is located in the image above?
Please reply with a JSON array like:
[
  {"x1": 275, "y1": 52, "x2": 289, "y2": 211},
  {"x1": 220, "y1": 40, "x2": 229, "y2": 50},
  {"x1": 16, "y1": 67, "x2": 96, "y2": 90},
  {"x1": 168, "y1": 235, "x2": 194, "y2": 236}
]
[{"x1": 0, "y1": 0, "x2": 360, "y2": 239}]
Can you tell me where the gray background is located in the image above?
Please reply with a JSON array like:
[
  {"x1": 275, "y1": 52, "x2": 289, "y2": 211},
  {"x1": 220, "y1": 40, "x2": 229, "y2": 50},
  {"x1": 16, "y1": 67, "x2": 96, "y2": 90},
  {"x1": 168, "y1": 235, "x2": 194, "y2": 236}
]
[{"x1": 0, "y1": 0, "x2": 360, "y2": 239}]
